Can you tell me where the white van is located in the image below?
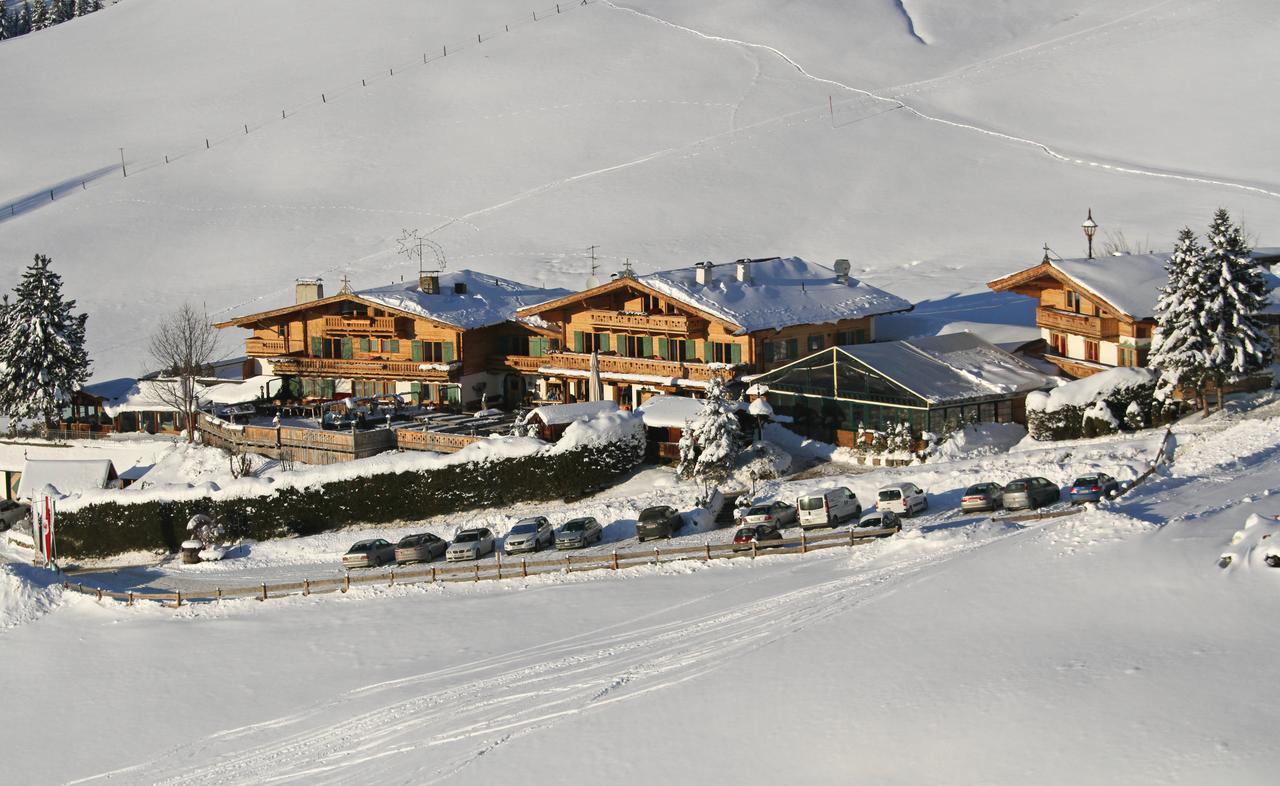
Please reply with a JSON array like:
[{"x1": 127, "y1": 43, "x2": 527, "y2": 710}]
[
  {"x1": 877, "y1": 482, "x2": 928, "y2": 517},
  {"x1": 796, "y1": 487, "x2": 861, "y2": 530}
]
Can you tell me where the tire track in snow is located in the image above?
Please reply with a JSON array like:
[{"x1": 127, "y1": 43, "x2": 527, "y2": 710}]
[
  {"x1": 599, "y1": 0, "x2": 1280, "y2": 201},
  {"x1": 73, "y1": 525, "x2": 1025, "y2": 785}
]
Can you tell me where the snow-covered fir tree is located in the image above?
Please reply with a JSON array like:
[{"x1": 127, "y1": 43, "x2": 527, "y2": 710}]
[
  {"x1": 30, "y1": 0, "x2": 48, "y2": 30},
  {"x1": 0, "y1": 255, "x2": 91, "y2": 429},
  {"x1": 15, "y1": 3, "x2": 33, "y2": 36},
  {"x1": 1123, "y1": 400, "x2": 1145, "y2": 431},
  {"x1": 48, "y1": 0, "x2": 69, "y2": 26},
  {"x1": 1149, "y1": 227, "x2": 1211, "y2": 404},
  {"x1": 73, "y1": 0, "x2": 101, "y2": 17},
  {"x1": 676, "y1": 376, "x2": 744, "y2": 487},
  {"x1": 1199, "y1": 208, "x2": 1272, "y2": 405}
]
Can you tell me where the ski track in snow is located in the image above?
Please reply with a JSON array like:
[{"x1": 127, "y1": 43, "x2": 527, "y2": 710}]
[
  {"x1": 69, "y1": 527, "x2": 1022, "y2": 786},
  {"x1": 598, "y1": 0, "x2": 1280, "y2": 201}
]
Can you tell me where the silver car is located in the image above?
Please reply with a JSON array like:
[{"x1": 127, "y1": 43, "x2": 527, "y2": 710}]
[
  {"x1": 556, "y1": 517, "x2": 604, "y2": 549},
  {"x1": 504, "y1": 517, "x2": 554, "y2": 555},
  {"x1": 342, "y1": 538, "x2": 396, "y2": 569},
  {"x1": 394, "y1": 532, "x2": 448, "y2": 564},
  {"x1": 446, "y1": 528, "x2": 496, "y2": 562},
  {"x1": 737, "y1": 500, "x2": 799, "y2": 529},
  {"x1": 959, "y1": 482, "x2": 1004, "y2": 513},
  {"x1": 1003, "y1": 477, "x2": 1061, "y2": 511}
]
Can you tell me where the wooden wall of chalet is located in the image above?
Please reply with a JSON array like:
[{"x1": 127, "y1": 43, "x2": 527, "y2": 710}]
[
  {"x1": 247, "y1": 299, "x2": 463, "y2": 364},
  {"x1": 748, "y1": 316, "x2": 874, "y2": 370}
]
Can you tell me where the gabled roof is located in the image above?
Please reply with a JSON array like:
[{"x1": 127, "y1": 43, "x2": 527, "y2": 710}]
[
  {"x1": 527, "y1": 400, "x2": 618, "y2": 426},
  {"x1": 18, "y1": 459, "x2": 118, "y2": 499},
  {"x1": 838, "y1": 333, "x2": 1052, "y2": 404},
  {"x1": 520, "y1": 257, "x2": 911, "y2": 333},
  {"x1": 216, "y1": 270, "x2": 571, "y2": 331}
]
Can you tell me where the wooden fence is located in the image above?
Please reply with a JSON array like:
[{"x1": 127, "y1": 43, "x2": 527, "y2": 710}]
[
  {"x1": 196, "y1": 412, "x2": 397, "y2": 464},
  {"x1": 60, "y1": 526, "x2": 899, "y2": 608}
]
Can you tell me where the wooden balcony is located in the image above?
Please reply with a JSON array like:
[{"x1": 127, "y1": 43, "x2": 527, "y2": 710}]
[
  {"x1": 322, "y1": 315, "x2": 398, "y2": 336},
  {"x1": 246, "y1": 337, "x2": 287, "y2": 356},
  {"x1": 583, "y1": 310, "x2": 703, "y2": 334},
  {"x1": 1036, "y1": 308, "x2": 1119, "y2": 339},
  {"x1": 271, "y1": 356, "x2": 459, "y2": 381},
  {"x1": 498, "y1": 352, "x2": 725, "y2": 382}
]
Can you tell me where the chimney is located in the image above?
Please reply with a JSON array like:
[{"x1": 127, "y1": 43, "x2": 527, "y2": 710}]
[
  {"x1": 833, "y1": 259, "x2": 851, "y2": 285},
  {"x1": 735, "y1": 259, "x2": 752, "y2": 284},
  {"x1": 419, "y1": 273, "x2": 440, "y2": 295},
  {"x1": 695, "y1": 260, "x2": 714, "y2": 286},
  {"x1": 295, "y1": 277, "x2": 324, "y2": 304},
  {"x1": 453, "y1": 281, "x2": 468, "y2": 295}
]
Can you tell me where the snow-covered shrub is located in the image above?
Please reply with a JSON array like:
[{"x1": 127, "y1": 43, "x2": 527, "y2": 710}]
[
  {"x1": 1027, "y1": 368, "x2": 1157, "y2": 440},
  {"x1": 1081, "y1": 399, "x2": 1119, "y2": 438},
  {"x1": 1123, "y1": 400, "x2": 1145, "y2": 431}
]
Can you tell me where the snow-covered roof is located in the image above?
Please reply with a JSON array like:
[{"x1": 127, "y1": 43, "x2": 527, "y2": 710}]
[
  {"x1": 18, "y1": 459, "x2": 117, "y2": 499},
  {"x1": 203, "y1": 375, "x2": 280, "y2": 405},
  {"x1": 527, "y1": 400, "x2": 619, "y2": 426},
  {"x1": 933, "y1": 321, "x2": 1043, "y2": 353},
  {"x1": 357, "y1": 270, "x2": 573, "y2": 330},
  {"x1": 633, "y1": 257, "x2": 911, "y2": 333},
  {"x1": 840, "y1": 333, "x2": 1053, "y2": 404},
  {"x1": 637, "y1": 395, "x2": 705, "y2": 428},
  {"x1": 83, "y1": 379, "x2": 183, "y2": 417},
  {"x1": 1047, "y1": 254, "x2": 1170, "y2": 319}
]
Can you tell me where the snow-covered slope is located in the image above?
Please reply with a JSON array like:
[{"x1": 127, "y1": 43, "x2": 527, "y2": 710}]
[{"x1": 2, "y1": 0, "x2": 1279, "y2": 377}]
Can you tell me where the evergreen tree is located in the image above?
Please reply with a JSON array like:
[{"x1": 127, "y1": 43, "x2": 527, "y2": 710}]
[
  {"x1": 48, "y1": 0, "x2": 68, "y2": 26},
  {"x1": 72, "y1": 0, "x2": 91, "y2": 16},
  {"x1": 17, "y1": 2, "x2": 33, "y2": 35},
  {"x1": 1149, "y1": 228, "x2": 1212, "y2": 407},
  {"x1": 0, "y1": 254, "x2": 91, "y2": 429},
  {"x1": 30, "y1": 0, "x2": 48, "y2": 30},
  {"x1": 1198, "y1": 208, "x2": 1272, "y2": 408},
  {"x1": 676, "y1": 376, "x2": 744, "y2": 488}
]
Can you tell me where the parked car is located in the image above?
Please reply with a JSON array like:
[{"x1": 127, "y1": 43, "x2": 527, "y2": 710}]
[
  {"x1": 342, "y1": 538, "x2": 396, "y2": 569},
  {"x1": 732, "y1": 524, "x2": 784, "y2": 551},
  {"x1": 504, "y1": 516, "x2": 554, "y2": 554},
  {"x1": 394, "y1": 532, "x2": 448, "y2": 564},
  {"x1": 556, "y1": 517, "x2": 604, "y2": 549},
  {"x1": 0, "y1": 499, "x2": 30, "y2": 532},
  {"x1": 960, "y1": 482, "x2": 1005, "y2": 513},
  {"x1": 1003, "y1": 477, "x2": 1061, "y2": 511},
  {"x1": 446, "y1": 528, "x2": 496, "y2": 561},
  {"x1": 856, "y1": 509, "x2": 900, "y2": 532},
  {"x1": 1068, "y1": 473, "x2": 1122, "y2": 504},
  {"x1": 636, "y1": 506, "x2": 684, "y2": 542},
  {"x1": 796, "y1": 487, "x2": 861, "y2": 530},
  {"x1": 737, "y1": 500, "x2": 798, "y2": 529},
  {"x1": 877, "y1": 482, "x2": 928, "y2": 517}
]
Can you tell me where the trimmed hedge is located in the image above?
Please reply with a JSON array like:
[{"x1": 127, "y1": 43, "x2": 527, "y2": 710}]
[{"x1": 56, "y1": 437, "x2": 643, "y2": 559}]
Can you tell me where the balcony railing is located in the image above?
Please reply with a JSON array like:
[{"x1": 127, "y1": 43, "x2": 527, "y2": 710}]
[
  {"x1": 322, "y1": 315, "x2": 398, "y2": 336},
  {"x1": 245, "y1": 337, "x2": 287, "y2": 356},
  {"x1": 1036, "y1": 308, "x2": 1118, "y2": 339},
  {"x1": 582, "y1": 310, "x2": 702, "y2": 334},
  {"x1": 271, "y1": 356, "x2": 459, "y2": 381},
  {"x1": 498, "y1": 352, "x2": 726, "y2": 382}
]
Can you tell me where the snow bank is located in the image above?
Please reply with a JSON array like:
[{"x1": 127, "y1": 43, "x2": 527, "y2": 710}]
[
  {"x1": 0, "y1": 564, "x2": 65, "y2": 630},
  {"x1": 931, "y1": 423, "x2": 1027, "y2": 460},
  {"x1": 1027, "y1": 367, "x2": 1155, "y2": 413}
]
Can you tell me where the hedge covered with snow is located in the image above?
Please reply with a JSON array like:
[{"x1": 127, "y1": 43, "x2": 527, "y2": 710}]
[
  {"x1": 1026, "y1": 368, "x2": 1168, "y2": 440},
  {"x1": 55, "y1": 414, "x2": 645, "y2": 558}
]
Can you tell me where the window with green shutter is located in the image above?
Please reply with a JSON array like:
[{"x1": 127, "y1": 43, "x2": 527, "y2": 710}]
[
  {"x1": 598, "y1": 333, "x2": 611, "y2": 353},
  {"x1": 761, "y1": 341, "x2": 775, "y2": 363},
  {"x1": 442, "y1": 343, "x2": 454, "y2": 362},
  {"x1": 341, "y1": 337, "x2": 353, "y2": 359},
  {"x1": 411, "y1": 340, "x2": 424, "y2": 361},
  {"x1": 785, "y1": 338, "x2": 799, "y2": 359},
  {"x1": 640, "y1": 336, "x2": 653, "y2": 357},
  {"x1": 684, "y1": 339, "x2": 697, "y2": 359},
  {"x1": 657, "y1": 337, "x2": 669, "y2": 358},
  {"x1": 730, "y1": 343, "x2": 742, "y2": 364},
  {"x1": 310, "y1": 337, "x2": 322, "y2": 357},
  {"x1": 703, "y1": 341, "x2": 712, "y2": 362},
  {"x1": 390, "y1": 339, "x2": 400, "y2": 354},
  {"x1": 574, "y1": 331, "x2": 586, "y2": 353},
  {"x1": 359, "y1": 337, "x2": 371, "y2": 353}
]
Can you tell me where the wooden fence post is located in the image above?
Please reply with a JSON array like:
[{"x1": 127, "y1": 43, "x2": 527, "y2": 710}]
[
  {"x1": 704, "y1": 543, "x2": 711, "y2": 561},
  {"x1": 96, "y1": 587, "x2": 103, "y2": 601},
  {"x1": 431, "y1": 566, "x2": 437, "y2": 583},
  {"x1": 801, "y1": 532, "x2": 807, "y2": 554},
  {"x1": 389, "y1": 570, "x2": 395, "y2": 586},
  {"x1": 521, "y1": 559, "x2": 527, "y2": 578},
  {"x1": 216, "y1": 587, "x2": 222, "y2": 601},
  {"x1": 474, "y1": 564, "x2": 480, "y2": 582},
  {"x1": 612, "y1": 550, "x2": 618, "y2": 570},
  {"x1": 174, "y1": 590, "x2": 181, "y2": 608},
  {"x1": 566, "y1": 555, "x2": 572, "y2": 573},
  {"x1": 303, "y1": 579, "x2": 310, "y2": 596},
  {"x1": 260, "y1": 583, "x2": 267, "y2": 601},
  {"x1": 752, "y1": 542, "x2": 757, "y2": 559},
  {"x1": 343, "y1": 574, "x2": 350, "y2": 593},
  {"x1": 127, "y1": 591, "x2": 134, "y2": 606},
  {"x1": 653, "y1": 546, "x2": 660, "y2": 565}
]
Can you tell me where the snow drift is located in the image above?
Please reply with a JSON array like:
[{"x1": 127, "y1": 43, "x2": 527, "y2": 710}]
[{"x1": 0, "y1": 563, "x2": 65, "y2": 630}]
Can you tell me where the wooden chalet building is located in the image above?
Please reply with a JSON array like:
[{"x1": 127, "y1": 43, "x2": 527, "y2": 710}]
[
  {"x1": 214, "y1": 272, "x2": 571, "y2": 409},
  {"x1": 509, "y1": 257, "x2": 911, "y2": 407},
  {"x1": 988, "y1": 250, "x2": 1280, "y2": 379}
]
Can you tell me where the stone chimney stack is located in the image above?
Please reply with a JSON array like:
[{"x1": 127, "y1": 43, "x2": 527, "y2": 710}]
[
  {"x1": 695, "y1": 260, "x2": 714, "y2": 286},
  {"x1": 735, "y1": 259, "x2": 753, "y2": 284},
  {"x1": 833, "y1": 259, "x2": 851, "y2": 285},
  {"x1": 295, "y1": 278, "x2": 324, "y2": 304},
  {"x1": 419, "y1": 272, "x2": 440, "y2": 295}
]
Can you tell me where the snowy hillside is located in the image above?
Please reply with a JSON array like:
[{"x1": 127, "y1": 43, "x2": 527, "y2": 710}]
[{"x1": 2, "y1": 0, "x2": 1279, "y2": 377}]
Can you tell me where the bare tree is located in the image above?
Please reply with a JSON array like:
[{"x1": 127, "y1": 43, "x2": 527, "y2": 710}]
[
  {"x1": 148, "y1": 304, "x2": 223, "y2": 443},
  {"x1": 1100, "y1": 229, "x2": 1151, "y2": 257}
]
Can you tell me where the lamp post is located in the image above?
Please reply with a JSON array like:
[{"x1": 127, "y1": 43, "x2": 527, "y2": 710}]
[{"x1": 1082, "y1": 208, "x2": 1098, "y2": 259}]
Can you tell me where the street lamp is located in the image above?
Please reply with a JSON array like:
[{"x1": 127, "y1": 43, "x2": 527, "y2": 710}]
[{"x1": 1082, "y1": 208, "x2": 1098, "y2": 259}]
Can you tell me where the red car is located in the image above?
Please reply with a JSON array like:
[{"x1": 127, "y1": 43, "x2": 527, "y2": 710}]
[{"x1": 732, "y1": 524, "x2": 784, "y2": 552}]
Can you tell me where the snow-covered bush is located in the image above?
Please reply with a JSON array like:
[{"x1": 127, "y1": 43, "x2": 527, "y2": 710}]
[
  {"x1": 1027, "y1": 368, "x2": 1157, "y2": 440},
  {"x1": 1123, "y1": 400, "x2": 1145, "y2": 431},
  {"x1": 1081, "y1": 399, "x2": 1119, "y2": 438},
  {"x1": 677, "y1": 377, "x2": 745, "y2": 487}
]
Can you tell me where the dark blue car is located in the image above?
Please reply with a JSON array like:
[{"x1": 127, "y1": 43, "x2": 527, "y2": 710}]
[{"x1": 1068, "y1": 473, "x2": 1121, "y2": 504}]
